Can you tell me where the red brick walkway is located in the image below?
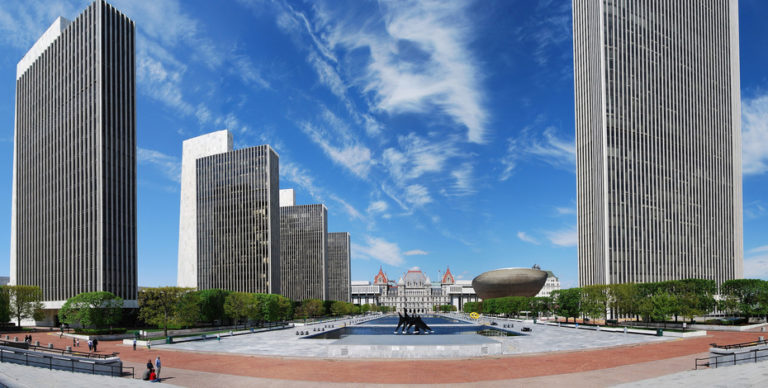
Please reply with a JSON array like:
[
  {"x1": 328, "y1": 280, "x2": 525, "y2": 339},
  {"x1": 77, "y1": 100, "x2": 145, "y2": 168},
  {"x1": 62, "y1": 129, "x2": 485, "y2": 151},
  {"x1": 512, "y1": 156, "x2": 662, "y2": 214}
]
[{"x1": 7, "y1": 330, "x2": 764, "y2": 384}]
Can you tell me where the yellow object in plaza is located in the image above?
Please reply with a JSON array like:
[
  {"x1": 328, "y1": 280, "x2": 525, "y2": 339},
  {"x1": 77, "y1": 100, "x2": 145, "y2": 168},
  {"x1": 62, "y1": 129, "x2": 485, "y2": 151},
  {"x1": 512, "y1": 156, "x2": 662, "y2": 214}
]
[{"x1": 469, "y1": 312, "x2": 480, "y2": 319}]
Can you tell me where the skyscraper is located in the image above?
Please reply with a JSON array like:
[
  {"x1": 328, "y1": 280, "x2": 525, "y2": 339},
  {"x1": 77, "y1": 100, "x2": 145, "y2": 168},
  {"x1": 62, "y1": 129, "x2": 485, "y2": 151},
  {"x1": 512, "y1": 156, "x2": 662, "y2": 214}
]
[
  {"x1": 573, "y1": 0, "x2": 743, "y2": 286},
  {"x1": 280, "y1": 204, "x2": 328, "y2": 301},
  {"x1": 327, "y1": 232, "x2": 351, "y2": 302},
  {"x1": 195, "y1": 144, "x2": 280, "y2": 293},
  {"x1": 11, "y1": 1, "x2": 137, "y2": 317},
  {"x1": 177, "y1": 130, "x2": 233, "y2": 289}
]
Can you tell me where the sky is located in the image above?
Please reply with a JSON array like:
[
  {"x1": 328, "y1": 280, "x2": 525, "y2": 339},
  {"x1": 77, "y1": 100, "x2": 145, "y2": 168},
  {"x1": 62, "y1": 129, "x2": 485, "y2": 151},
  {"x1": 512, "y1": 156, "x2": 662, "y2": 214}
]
[{"x1": 0, "y1": 0, "x2": 766, "y2": 289}]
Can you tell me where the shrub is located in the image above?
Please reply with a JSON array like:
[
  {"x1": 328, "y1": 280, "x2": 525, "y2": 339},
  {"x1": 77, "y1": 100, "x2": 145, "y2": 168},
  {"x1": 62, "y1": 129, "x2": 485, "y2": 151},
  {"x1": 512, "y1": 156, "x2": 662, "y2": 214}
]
[{"x1": 74, "y1": 328, "x2": 127, "y2": 335}]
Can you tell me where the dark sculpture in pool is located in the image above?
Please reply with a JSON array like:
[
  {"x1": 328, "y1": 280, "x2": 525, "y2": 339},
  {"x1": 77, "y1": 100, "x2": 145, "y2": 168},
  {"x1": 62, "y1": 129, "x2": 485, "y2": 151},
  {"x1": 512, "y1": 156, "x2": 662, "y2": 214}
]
[
  {"x1": 471, "y1": 265, "x2": 548, "y2": 299},
  {"x1": 394, "y1": 310, "x2": 433, "y2": 334}
]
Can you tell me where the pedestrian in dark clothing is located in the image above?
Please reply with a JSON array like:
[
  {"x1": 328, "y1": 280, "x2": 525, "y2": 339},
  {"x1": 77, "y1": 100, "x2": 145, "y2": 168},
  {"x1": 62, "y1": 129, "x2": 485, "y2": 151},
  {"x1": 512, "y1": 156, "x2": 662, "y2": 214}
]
[
  {"x1": 73, "y1": 338, "x2": 76, "y2": 347},
  {"x1": 93, "y1": 338, "x2": 98, "y2": 352},
  {"x1": 146, "y1": 360, "x2": 154, "y2": 371},
  {"x1": 133, "y1": 339, "x2": 137, "y2": 351}
]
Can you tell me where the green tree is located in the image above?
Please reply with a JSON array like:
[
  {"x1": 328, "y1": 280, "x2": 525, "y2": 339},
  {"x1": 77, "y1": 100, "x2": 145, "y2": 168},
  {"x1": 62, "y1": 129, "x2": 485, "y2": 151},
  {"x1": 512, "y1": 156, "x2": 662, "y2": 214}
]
[
  {"x1": 138, "y1": 287, "x2": 194, "y2": 338},
  {"x1": 608, "y1": 283, "x2": 640, "y2": 320},
  {"x1": 58, "y1": 291, "x2": 123, "y2": 329},
  {"x1": 553, "y1": 288, "x2": 581, "y2": 323},
  {"x1": 4, "y1": 285, "x2": 44, "y2": 327},
  {"x1": 639, "y1": 292, "x2": 677, "y2": 322},
  {"x1": 581, "y1": 285, "x2": 609, "y2": 321},
  {"x1": 176, "y1": 291, "x2": 202, "y2": 328},
  {"x1": 721, "y1": 279, "x2": 768, "y2": 319},
  {"x1": 224, "y1": 292, "x2": 257, "y2": 329},
  {"x1": 0, "y1": 287, "x2": 11, "y2": 324},
  {"x1": 197, "y1": 289, "x2": 231, "y2": 324}
]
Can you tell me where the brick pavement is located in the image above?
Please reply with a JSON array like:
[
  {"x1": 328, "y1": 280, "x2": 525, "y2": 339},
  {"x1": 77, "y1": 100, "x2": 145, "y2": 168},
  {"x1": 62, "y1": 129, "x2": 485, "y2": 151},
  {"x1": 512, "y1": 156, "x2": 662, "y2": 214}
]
[{"x1": 4, "y1": 330, "x2": 764, "y2": 385}]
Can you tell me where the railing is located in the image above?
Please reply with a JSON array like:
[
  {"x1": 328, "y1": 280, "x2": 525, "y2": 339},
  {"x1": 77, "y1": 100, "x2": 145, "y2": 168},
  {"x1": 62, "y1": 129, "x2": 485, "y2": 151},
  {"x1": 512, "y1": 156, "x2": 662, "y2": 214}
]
[
  {"x1": 695, "y1": 349, "x2": 768, "y2": 370},
  {"x1": 709, "y1": 338, "x2": 768, "y2": 350},
  {"x1": 0, "y1": 347, "x2": 126, "y2": 377},
  {"x1": 0, "y1": 339, "x2": 118, "y2": 359}
]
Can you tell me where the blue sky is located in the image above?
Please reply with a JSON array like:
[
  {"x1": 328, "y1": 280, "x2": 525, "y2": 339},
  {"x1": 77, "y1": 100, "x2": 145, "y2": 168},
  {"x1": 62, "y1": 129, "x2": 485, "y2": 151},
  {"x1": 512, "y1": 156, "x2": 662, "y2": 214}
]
[{"x1": 0, "y1": 0, "x2": 766, "y2": 289}]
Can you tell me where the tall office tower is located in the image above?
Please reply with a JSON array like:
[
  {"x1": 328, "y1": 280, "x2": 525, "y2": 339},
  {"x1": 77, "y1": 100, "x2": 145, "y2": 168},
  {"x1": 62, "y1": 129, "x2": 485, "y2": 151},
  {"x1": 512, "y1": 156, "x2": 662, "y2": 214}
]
[
  {"x1": 327, "y1": 232, "x2": 351, "y2": 302},
  {"x1": 573, "y1": 0, "x2": 743, "y2": 286},
  {"x1": 279, "y1": 189, "x2": 295, "y2": 207},
  {"x1": 280, "y1": 204, "x2": 328, "y2": 301},
  {"x1": 196, "y1": 145, "x2": 280, "y2": 293},
  {"x1": 177, "y1": 130, "x2": 233, "y2": 288},
  {"x1": 11, "y1": 1, "x2": 137, "y2": 315}
]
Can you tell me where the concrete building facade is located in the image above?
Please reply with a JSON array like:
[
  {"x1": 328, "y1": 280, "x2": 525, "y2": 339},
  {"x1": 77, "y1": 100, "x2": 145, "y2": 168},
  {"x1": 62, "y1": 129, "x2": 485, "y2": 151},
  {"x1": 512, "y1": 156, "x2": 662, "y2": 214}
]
[
  {"x1": 11, "y1": 1, "x2": 138, "y2": 314},
  {"x1": 573, "y1": 0, "x2": 743, "y2": 286},
  {"x1": 535, "y1": 271, "x2": 561, "y2": 297},
  {"x1": 196, "y1": 145, "x2": 280, "y2": 293},
  {"x1": 327, "y1": 232, "x2": 351, "y2": 302},
  {"x1": 279, "y1": 204, "x2": 328, "y2": 301},
  {"x1": 352, "y1": 267, "x2": 479, "y2": 312},
  {"x1": 177, "y1": 130, "x2": 233, "y2": 289}
]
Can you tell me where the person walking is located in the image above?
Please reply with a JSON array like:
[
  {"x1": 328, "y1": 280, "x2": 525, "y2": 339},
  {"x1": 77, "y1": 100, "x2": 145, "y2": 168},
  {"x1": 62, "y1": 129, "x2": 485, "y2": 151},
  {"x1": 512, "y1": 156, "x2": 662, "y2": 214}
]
[
  {"x1": 87, "y1": 339, "x2": 93, "y2": 351},
  {"x1": 133, "y1": 338, "x2": 137, "y2": 351},
  {"x1": 155, "y1": 356, "x2": 162, "y2": 380},
  {"x1": 76, "y1": 338, "x2": 80, "y2": 347},
  {"x1": 72, "y1": 337, "x2": 76, "y2": 347},
  {"x1": 93, "y1": 338, "x2": 98, "y2": 352}
]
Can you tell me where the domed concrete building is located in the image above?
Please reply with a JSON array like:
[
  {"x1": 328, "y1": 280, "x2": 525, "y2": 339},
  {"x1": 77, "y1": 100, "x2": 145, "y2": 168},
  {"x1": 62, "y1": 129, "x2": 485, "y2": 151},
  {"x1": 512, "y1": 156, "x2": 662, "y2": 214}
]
[{"x1": 471, "y1": 266, "x2": 548, "y2": 299}]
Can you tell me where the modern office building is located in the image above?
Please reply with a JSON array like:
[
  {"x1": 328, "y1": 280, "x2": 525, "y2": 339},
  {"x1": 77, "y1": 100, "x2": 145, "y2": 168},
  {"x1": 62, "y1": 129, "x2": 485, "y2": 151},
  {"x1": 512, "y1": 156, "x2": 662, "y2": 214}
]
[
  {"x1": 195, "y1": 144, "x2": 280, "y2": 294},
  {"x1": 327, "y1": 232, "x2": 351, "y2": 302},
  {"x1": 11, "y1": 1, "x2": 138, "y2": 321},
  {"x1": 280, "y1": 203, "x2": 328, "y2": 301},
  {"x1": 177, "y1": 130, "x2": 233, "y2": 289},
  {"x1": 573, "y1": 0, "x2": 743, "y2": 286}
]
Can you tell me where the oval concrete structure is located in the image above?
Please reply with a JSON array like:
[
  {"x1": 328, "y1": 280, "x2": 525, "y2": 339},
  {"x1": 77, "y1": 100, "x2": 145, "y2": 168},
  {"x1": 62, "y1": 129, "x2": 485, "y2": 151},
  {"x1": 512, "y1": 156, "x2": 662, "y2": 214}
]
[{"x1": 472, "y1": 268, "x2": 548, "y2": 299}]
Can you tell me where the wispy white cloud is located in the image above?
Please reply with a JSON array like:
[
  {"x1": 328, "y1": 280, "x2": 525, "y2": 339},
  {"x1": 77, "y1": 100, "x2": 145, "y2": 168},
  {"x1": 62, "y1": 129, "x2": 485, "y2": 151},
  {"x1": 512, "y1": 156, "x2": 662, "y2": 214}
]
[
  {"x1": 745, "y1": 200, "x2": 767, "y2": 219},
  {"x1": 367, "y1": 200, "x2": 389, "y2": 214},
  {"x1": 749, "y1": 245, "x2": 768, "y2": 254},
  {"x1": 742, "y1": 93, "x2": 768, "y2": 175},
  {"x1": 319, "y1": 0, "x2": 488, "y2": 142},
  {"x1": 501, "y1": 125, "x2": 575, "y2": 181},
  {"x1": 404, "y1": 249, "x2": 428, "y2": 256},
  {"x1": 517, "y1": 231, "x2": 540, "y2": 245},
  {"x1": 405, "y1": 184, "x2": 432, "y2": 207},
  {"x1": 0, "y1": 1, "x2": 80, "y2": 50},
  {"x1": 445, "y1": 162, "x2": 476, "y2": 197},
  {"x1": 137, "y1": 147, "x2": 181, "y2": 183},
  {"x1": 298, "y1": 120, "x2": 373, "y2": 178},
  {"x1": 546, "y1": 226, "x2": 578, "y2": 247},
  {"x1": 281, "y1": 161, "x2": 364, "y2": 221},
  {"x1": 555, "y1": 206, "x2": 576, "y2": 215},
  {"x1": 744, "y1": 254, "x2": 768, "y2": 279},
  {"x1": 352, "y1": 235, "x2": 405, "y2": 266}
]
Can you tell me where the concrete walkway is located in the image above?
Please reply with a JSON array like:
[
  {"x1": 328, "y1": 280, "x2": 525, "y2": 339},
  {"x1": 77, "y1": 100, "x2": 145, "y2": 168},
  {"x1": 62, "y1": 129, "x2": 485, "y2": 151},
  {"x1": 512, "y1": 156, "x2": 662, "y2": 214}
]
[{"x1": 0, "y1": 362, "x2": 182, "y2": 388}]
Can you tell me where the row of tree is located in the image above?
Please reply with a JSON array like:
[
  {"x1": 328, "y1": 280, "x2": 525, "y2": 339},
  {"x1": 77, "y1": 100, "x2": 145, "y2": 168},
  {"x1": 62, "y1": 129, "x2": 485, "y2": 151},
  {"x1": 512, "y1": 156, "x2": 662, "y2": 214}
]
[{"x1": 463, "y1": 279, "x2": 768, "y2": 324}]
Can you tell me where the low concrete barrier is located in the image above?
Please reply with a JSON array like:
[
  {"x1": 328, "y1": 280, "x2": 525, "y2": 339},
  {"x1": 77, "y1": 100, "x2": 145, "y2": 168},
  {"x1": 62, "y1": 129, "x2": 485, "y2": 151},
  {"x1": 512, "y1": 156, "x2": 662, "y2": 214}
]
[{"x1": 0, "y1": 345, "x2": 123, "y2": 377}]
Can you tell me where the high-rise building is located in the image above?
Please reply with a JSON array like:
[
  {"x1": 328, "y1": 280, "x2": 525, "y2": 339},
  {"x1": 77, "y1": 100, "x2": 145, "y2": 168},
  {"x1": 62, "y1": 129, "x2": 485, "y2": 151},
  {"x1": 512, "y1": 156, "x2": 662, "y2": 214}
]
[
  {"x1": 177, "y1": 130, "x2": 233, "y2": 288},
  {"x1": 195, "y1": 144, "x2": 280, "y2": 293},
  {"x1": 573, "y1": 0, "x2": 743, "y2": 286},
  {"x1": 11, "y1": 1, "x2": 137, "y2": 318},
  {"x1": 280, "y1": 204, "x2": 327, "y2": 301},
  {"x1": 327, "y1": 232, "x2": 351, "y2": 302}
]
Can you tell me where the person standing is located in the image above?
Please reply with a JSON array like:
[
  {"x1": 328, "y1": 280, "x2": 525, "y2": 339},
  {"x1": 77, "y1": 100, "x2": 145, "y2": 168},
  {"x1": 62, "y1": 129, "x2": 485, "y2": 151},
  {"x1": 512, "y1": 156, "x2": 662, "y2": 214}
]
[
  {"x1": 93, "y1": 338, "x2": 98, "y2": 352},
  {"x1": 155, "y1": 356, "x2": 162, "y2": 380},
  {"x1": 87, "y1": 339, "x2": 93, "y2": 351},
  {"x1": 133, "y1": 338, "x2": 137, "y2": 351}
]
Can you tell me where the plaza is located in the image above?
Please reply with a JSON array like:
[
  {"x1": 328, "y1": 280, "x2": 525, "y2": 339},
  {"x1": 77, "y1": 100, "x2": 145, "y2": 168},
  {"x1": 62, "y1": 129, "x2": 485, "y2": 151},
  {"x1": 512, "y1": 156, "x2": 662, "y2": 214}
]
[{"x1": 1, "y1": 316, "x2": 767, "y2": 387}]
